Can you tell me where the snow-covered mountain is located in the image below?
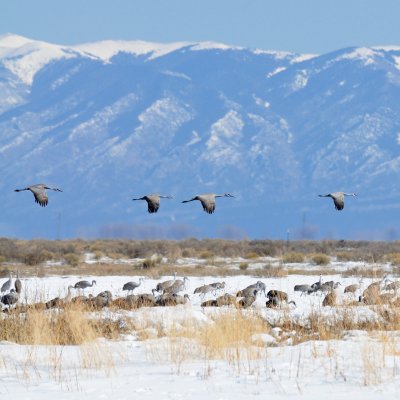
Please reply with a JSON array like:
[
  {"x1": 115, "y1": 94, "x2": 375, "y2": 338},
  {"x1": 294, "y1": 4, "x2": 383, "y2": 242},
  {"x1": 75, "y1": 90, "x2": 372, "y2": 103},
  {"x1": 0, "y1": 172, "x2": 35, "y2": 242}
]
[{"x1": 1, "y1": 33, "x2": 400, "y2": 240}]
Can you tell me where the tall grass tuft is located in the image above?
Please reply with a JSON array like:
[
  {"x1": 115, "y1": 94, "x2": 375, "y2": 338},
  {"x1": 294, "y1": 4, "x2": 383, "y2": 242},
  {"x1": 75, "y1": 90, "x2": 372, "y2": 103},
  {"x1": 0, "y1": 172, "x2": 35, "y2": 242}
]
[{"x1": 0, "y1": 304, "x2": 123, "y2": 345}]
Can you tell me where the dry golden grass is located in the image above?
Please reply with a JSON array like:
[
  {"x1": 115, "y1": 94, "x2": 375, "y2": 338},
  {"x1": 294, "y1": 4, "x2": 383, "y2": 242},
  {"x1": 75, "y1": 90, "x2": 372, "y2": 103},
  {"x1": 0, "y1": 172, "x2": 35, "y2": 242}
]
[
  {"x1": 143, "y1": 301, "x2": 400, "y2": 351},
  {"x1": 1, "y1": 237, "x2": 400, "y2": 281},
  {"x1": 385, "y1": 252, "x2": 400, "y2": 266},
  {"x1": 308, "y1": 253, "x2": 330, "y2": 266},
  {"x1": 282, "y1": 252, "x2": 305, "y2": 263},
  {"x1": 336, "y1": 251, "x2": 355, "y2": 262},
  {"x1": 145, "y1": 309, "x2": 270, "y2": 374},
  {"x1": 0, "y1": 303, "x2": 123, "y2": 345},
  {"x1": 0, "y1": 302, "x2": 124, "y2": 384},
  {"x1": 2, "y1": 237, "x2": 400, "y2": 270},
  {"x1": 140, "y1": 302, "x2": 400, "y2": 382}
]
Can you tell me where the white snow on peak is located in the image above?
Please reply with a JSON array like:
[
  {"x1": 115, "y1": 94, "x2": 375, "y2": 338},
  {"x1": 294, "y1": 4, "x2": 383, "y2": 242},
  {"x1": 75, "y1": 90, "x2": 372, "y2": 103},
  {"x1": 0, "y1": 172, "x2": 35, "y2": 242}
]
[
  {"x1": 190, "y1": 41, "x2": 242, "y2": 52},
  {"x1": 372, "y1": 45, "x2": 400, "y2": 52},
  {"x1": 5, "y1": 33, "x2": 396, "y2": 89},
  {"x1": 0, "y1": 34, "x2": 83, "y2": 85},
  {"x1": 253, "y1": 49, "x2": 317, "y2": 63},
  {"x1": 291, "y1": 53, "x2": 318, "y2": 63},
  {"x1": 73, "y1": 40, "x2": 192, "y2": 62},
  {"x1": 0, "y1": 33, "x2": 34, "y2": 49},
  {"x1": 0, "y1": 34, "x2": 250, "y2": 85},
  {"x1": 336, "y1": 47, "x2": 382, "y2": 66},
  {"x1": 75, "y1": 40, "x2": 242, "y2": 62},
  {"x1": 253, "y1": 48, "x2": 293, "y2": 59}
]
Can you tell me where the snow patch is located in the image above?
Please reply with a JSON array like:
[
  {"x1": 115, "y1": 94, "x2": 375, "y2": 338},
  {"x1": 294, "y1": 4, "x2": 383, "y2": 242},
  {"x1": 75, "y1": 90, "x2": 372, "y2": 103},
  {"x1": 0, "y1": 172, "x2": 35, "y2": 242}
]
[
  {"x1": 190, "y1": 41, "x2": 241, "y2": 52},
  {"x1": 392, "y1": 55, "x2": 400, "y2": 71},
  {"x1": 253, "y1": 49, "x2": 293, "y2": 59},
  {"x1": 291, "y1": 70, "x2": 309, "y2": 91},
  {"x1": 203, "y1": 110, "x2": 244, "y2": 165},
  {"x1": 336, "y1": 47, "x2": 382, "y2": 66},
  {"x1": 162, "y1": 70, "x2": 191, "y2": 80},
  {"x1": 267, "y1": 66, "x2": 286, "y2": 78},
  {"x1": 74, "y1": 40, "x2": 190, "y2": 62},
  {"x1": 372, "y1": 45, "x2": 400, "y2": 52},
  {"x1": 0, "y1": 33, "x2": 35, "y2": 50},
  {"x1": 2, "y1": 42, "x2": 77, "y2": 85},
  {"x1": 186, "y1": 130, "x2": 202, "y2": 146},
  {"x1": 291, "y1": 53, "x2": 318, "y2": 63},
  {"x1": 68, "y1": 93, "x2": 138, "y2": 142},
  {"x1": 253, "y1": 94, "x2": 270, "y2": 108}
]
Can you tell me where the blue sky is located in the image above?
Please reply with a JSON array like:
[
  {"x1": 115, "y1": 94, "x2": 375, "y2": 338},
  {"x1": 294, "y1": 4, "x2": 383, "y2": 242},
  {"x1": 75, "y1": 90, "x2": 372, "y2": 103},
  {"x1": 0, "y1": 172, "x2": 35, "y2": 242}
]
[{"x1": 1, "y1": 0, "x2": 400, "y2": 54}]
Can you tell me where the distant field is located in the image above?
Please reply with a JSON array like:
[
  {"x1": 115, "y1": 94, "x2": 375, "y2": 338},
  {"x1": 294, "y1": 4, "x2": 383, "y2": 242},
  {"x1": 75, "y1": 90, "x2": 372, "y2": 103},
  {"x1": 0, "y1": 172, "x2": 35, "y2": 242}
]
[{"x1": 1, "y1": 238, "x2": 400, "y2": 278}]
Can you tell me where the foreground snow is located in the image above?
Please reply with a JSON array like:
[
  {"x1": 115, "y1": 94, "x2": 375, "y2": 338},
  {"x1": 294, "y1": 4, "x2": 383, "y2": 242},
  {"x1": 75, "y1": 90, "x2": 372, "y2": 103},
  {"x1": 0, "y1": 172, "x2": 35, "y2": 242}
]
[
  {"x1": 1, "y1": 333, "x2": 400, "y2": 399},
  {"x1": 0, "y1": 273, "x2": 399, "y2": 398}
]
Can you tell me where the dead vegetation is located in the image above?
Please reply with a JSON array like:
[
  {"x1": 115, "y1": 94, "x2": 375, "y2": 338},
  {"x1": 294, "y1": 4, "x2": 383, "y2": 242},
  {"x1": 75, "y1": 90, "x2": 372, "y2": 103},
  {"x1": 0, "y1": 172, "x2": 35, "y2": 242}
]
[
  {"x1": 0, "y1": 238, "x2": 400, "y2": 268},
  {"x1": 0, "y1": 238, "x2": 400, "y2": 279},
  {"x1": 1, "y1": 238, "x2": 400, "y2": 264},
  {"x1": 0, "y1": 303, "x2": 124, "y2": 345}
]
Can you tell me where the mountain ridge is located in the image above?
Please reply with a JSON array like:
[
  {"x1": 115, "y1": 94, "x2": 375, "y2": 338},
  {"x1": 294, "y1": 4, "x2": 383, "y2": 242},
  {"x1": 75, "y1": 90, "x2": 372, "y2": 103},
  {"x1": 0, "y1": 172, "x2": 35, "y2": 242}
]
[{"x1": 1, "y1": 34, "x2": 400, "y2": 240}]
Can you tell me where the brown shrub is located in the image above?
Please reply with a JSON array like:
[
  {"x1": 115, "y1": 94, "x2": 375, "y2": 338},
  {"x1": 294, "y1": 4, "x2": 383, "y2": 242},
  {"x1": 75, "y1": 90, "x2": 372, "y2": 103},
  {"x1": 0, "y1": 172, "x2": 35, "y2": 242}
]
[
  {"x1": 282, "y1": 252, "x2": 305, "y2": 263},
  {"x1": 64, "y1": 253, "x2": 80, "y2": 267},
  {"x1": 239, "y1": 262, "x2": 248, "y2": 270},
  {"x1": 336, "y1": 252, "x2": 354, "y2": 261},
  {"x1": 310, "y1": 253, "x2": 330, "y2": 266}
]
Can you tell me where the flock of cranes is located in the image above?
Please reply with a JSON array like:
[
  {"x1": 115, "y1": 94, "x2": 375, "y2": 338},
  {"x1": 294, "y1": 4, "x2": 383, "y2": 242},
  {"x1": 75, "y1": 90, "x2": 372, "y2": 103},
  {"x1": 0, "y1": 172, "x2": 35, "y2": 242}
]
[
  {"x1": 14, "y1": 184, "x2": 236, "y2": 214},
  {"x1": 3, "y1": 184, "x2": 363, "y2": 312},
  {"x1": 13, "y1": 183, "x2": 357, "y2": 213},
  {"x1": 2, "y1": 270, "x2": 398, "y2": 312}
]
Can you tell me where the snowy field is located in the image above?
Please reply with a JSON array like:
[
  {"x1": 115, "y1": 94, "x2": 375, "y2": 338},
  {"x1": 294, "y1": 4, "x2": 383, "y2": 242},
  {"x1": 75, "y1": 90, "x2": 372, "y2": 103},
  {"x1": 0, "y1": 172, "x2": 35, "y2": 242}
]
[{"x1": 1, "y1": 268, "x2": 400, "y2": 399}]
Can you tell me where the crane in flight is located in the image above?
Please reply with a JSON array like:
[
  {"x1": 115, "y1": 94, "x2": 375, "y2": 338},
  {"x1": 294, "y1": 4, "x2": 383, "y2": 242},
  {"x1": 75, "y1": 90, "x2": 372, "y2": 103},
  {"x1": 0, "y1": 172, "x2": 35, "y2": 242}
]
[
  {"x1": 182, "y1": 193, "x2": 234, "y2": 214},
  {"x1": 15, "y1": 184, "x2": 62, "y2": 207},
  {"x1": 318, "y1": 192, "x2": 356, "y2": 210},
  {"x1": 132, "y1": 194, "x2": 172, "y2": 213}
]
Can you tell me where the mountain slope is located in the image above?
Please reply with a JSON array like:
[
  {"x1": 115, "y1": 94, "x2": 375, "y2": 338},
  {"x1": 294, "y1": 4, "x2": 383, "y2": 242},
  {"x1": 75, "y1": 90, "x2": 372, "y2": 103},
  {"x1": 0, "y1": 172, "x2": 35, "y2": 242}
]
[{"x1": 1, "y1": 34, "x2": 400, "y2": 240}]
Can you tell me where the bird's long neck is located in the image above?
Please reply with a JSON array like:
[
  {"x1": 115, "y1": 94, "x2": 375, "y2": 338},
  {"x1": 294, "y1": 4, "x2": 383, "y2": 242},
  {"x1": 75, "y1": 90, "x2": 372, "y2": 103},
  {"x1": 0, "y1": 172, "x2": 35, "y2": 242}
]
[{"x1": 66, "y1": 286, "x2": 72, "y2": 300}]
